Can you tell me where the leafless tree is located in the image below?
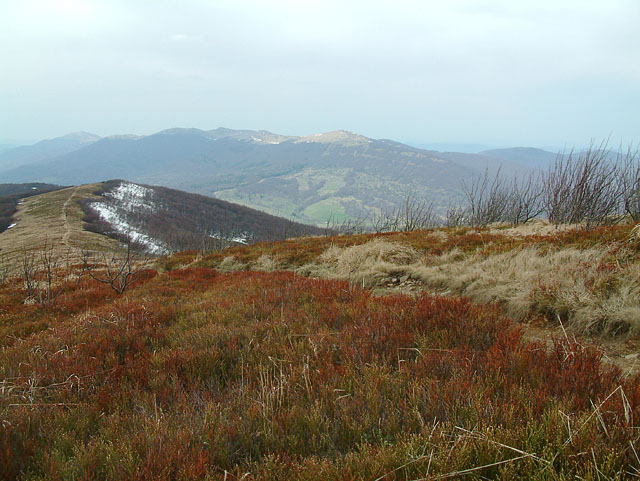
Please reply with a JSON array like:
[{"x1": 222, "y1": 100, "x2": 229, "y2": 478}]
[
  {"x1": 369, "y1": 209, "x2": 392, "y2": 233},
  {"x1": 462, "y1": 167, "x2": 513, "y2": 227},
  {"x1": 459, "y1": 165, "x2": 547, "y2": 227},
  {"x1": 21, "y1": 246, "x2": 41, "y2": 300},
  {"x1": 82, "y1": 239, "x2": 145, "y2": 294},
  {"x1": 323, "y1": 215, "x2": 342, "y2": 237},
  {"x1": 504, "y1": 171, "x2": 545, "y2": 225},
  {"x1": 619, "y1": 145, "x2": 640, "y2": 221},
  {"x1": 445, "y1": 202, "x2": 469, "y2": 227},
  {"x1": 543, "y1": 140, "x2": 623, "y2": 228},
  {"x1": 37, "y1": 239, "x2": 62, "y2": 305},
  {"x1": 18, "y1": 239, "x2": 77, "y2": 305},
  {"x1": 389, "y1": 195, "x2": 439, "y2": 231},
  {"x1": 369, "y1": 195, "x2": 440, "y2": 232},
  {"x1": 337, "y1": 217, "x2": 367, "y2": 236},
  {"x1": 323, "y1": 214, "x2": 367, "y2": 236}
]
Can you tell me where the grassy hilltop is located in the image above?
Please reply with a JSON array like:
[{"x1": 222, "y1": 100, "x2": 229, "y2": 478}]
[{"x1": 2, "y1": 221, "x2": 640, "y2": 480}]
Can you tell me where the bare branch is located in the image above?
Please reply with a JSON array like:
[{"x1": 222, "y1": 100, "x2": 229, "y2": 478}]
[
  {"x1": 82, "y1": 239, "x2": 145, "y2": 294},
  {"x1": 543, "y1": 140, "x2": 623, "y2": 228}
]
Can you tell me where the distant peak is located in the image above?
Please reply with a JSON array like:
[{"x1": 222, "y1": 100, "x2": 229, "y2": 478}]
[
  {"x1": 155, "y1": 127, "x2": 207, "y2": 136},
  {"x1": 296, "y1": 130, "x2": 373, "y2": 145},
  {"x1": 206, "y1": 127, "x2": 294, "y2": 144},
  {"x1": 103, "y1": 134, "x2": 144, "y2": 141},
  {"x1": 57, "y1": 132, "x2": 101, "y2": 142},
  {"x1": 481, "y1": 147, "x2": 552, "y2": 154}
]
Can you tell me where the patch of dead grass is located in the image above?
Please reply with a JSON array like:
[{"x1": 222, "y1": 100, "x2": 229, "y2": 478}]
[
  {"x1": 301, "y1": 238, "x2": 640, "y2": 337},
  {"x1": 486, "y1": 219, "x2": 576, "y2": 237}
]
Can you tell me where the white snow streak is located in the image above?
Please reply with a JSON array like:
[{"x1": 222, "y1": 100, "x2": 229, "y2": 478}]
[
  {"x1": 209, "y1": 232, "x2": 249, "y2": 245},
  {"x1": 91, "y1": 181, "x2": 253, "y2": 254},
  {"x1": 108, "y1": 183, "x2": 155, "y2": 211},
  {"x1": 90, "y1": 182, "x2": 168, "y2": 255}
]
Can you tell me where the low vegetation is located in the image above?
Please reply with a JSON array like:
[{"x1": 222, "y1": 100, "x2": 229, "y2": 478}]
[
  {"x1": 198, "y1": 222, "x2": 640, "y2": 338},
  {"x1": 0, "y1": 185, "x2": 122, "y2": 272},
  {"x1": 1, "y1": 258, "x2": 639, "y2": 479}
]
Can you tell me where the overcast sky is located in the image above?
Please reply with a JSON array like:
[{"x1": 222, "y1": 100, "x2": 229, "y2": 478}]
[{"x1": 1, "y1": 0, "x2": 639, "y2": 148}]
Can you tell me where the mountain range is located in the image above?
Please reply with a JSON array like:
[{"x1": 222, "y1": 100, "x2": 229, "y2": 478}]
[{"x1": 0, "y1": 128, "x2": 559, "y2": 225}]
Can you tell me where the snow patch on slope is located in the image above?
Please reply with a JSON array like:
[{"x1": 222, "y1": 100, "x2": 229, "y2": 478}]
[
  {"x1": 108, "y1": 182, "x2": 155, "y2": 211},
  {"x1": 209, "y1": 232, "x2": 250, "y2": 245},
  {"x1": 90, "y1": 181, "x2": 168, "y2": 255}
]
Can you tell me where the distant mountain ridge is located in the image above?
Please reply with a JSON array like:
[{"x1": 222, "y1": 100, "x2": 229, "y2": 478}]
[
  {"x1": 479, "y1": 147, "x2": 558, "y2": 169},
  {"x1": 0, "y1": 132, "x2": 100, "y2": 171},
  {"x1": 0, "y1": 127, "x2": 556, "y2": 225}
]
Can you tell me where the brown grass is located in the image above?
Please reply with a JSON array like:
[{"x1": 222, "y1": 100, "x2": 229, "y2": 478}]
[
  {"x1": 297, "y1": 238, "x2": 640, "y2": 337},
  {"x1": 0, "y1": 184, "x2": 121, "y2": 268}
]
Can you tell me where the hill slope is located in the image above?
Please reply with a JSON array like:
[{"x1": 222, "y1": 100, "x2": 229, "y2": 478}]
[
  {"x1": 82, "y1": 180, "x2": 326, "y2": 254},
  {"x1": 480, "y1": 146, "x2": 558, "y2": 168},
  {"x1": 0, "y1": 180, "x2": 325, "y2": 263},
  {"x1": 0, "y1": 184, "x2": 122, "y2": 265},
  {"x1": 0, "y1": 132, "x2": 100, "y2": 171},
  {"x1": 0, "y1": 128, "x2": 533, "y2": 225},
  {"x1": 0, "y1": 183, "x2": 64, "y2": 233}
]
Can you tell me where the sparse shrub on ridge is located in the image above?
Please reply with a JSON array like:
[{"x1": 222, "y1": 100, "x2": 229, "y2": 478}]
[
  {"x1": 543, "y1": 142, "x2": 624, "y2": 227},
  {"x1": 418, "y1": 141, "x2": 638, "y2": 230}
]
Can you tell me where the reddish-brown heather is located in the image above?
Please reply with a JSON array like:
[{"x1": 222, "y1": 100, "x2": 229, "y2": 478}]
[{"x1": 0, "y1": 254, "x2": 638, "y2": 479}]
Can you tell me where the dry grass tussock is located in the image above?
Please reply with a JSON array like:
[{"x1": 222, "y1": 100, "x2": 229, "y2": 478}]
[
  {"x1": 217, "y1": 254, "x2": 282, "y2": 272},
  {"x1": 486, "y1": 219, "x2": 576, "y2": 237},
  {"x1": 298, "y1": 239, "x2": 420, "y2": 286},
  {"x1": 630, "y1": 223, "x2": 640, "y2": 245},
  {"x1": 218, "y1": 255, "x2": 245, "y2": 271},
  {"x1": 252, "y1": 253, "x2": 281, "y2": 271},
  {"x1": 303, "y1": 238, "x2": 640, "y2": 336}
]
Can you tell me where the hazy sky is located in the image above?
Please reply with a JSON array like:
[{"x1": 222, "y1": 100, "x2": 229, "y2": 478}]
[{"x1": 1, "y1": 0, "x2": 639, "y2": 147}]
